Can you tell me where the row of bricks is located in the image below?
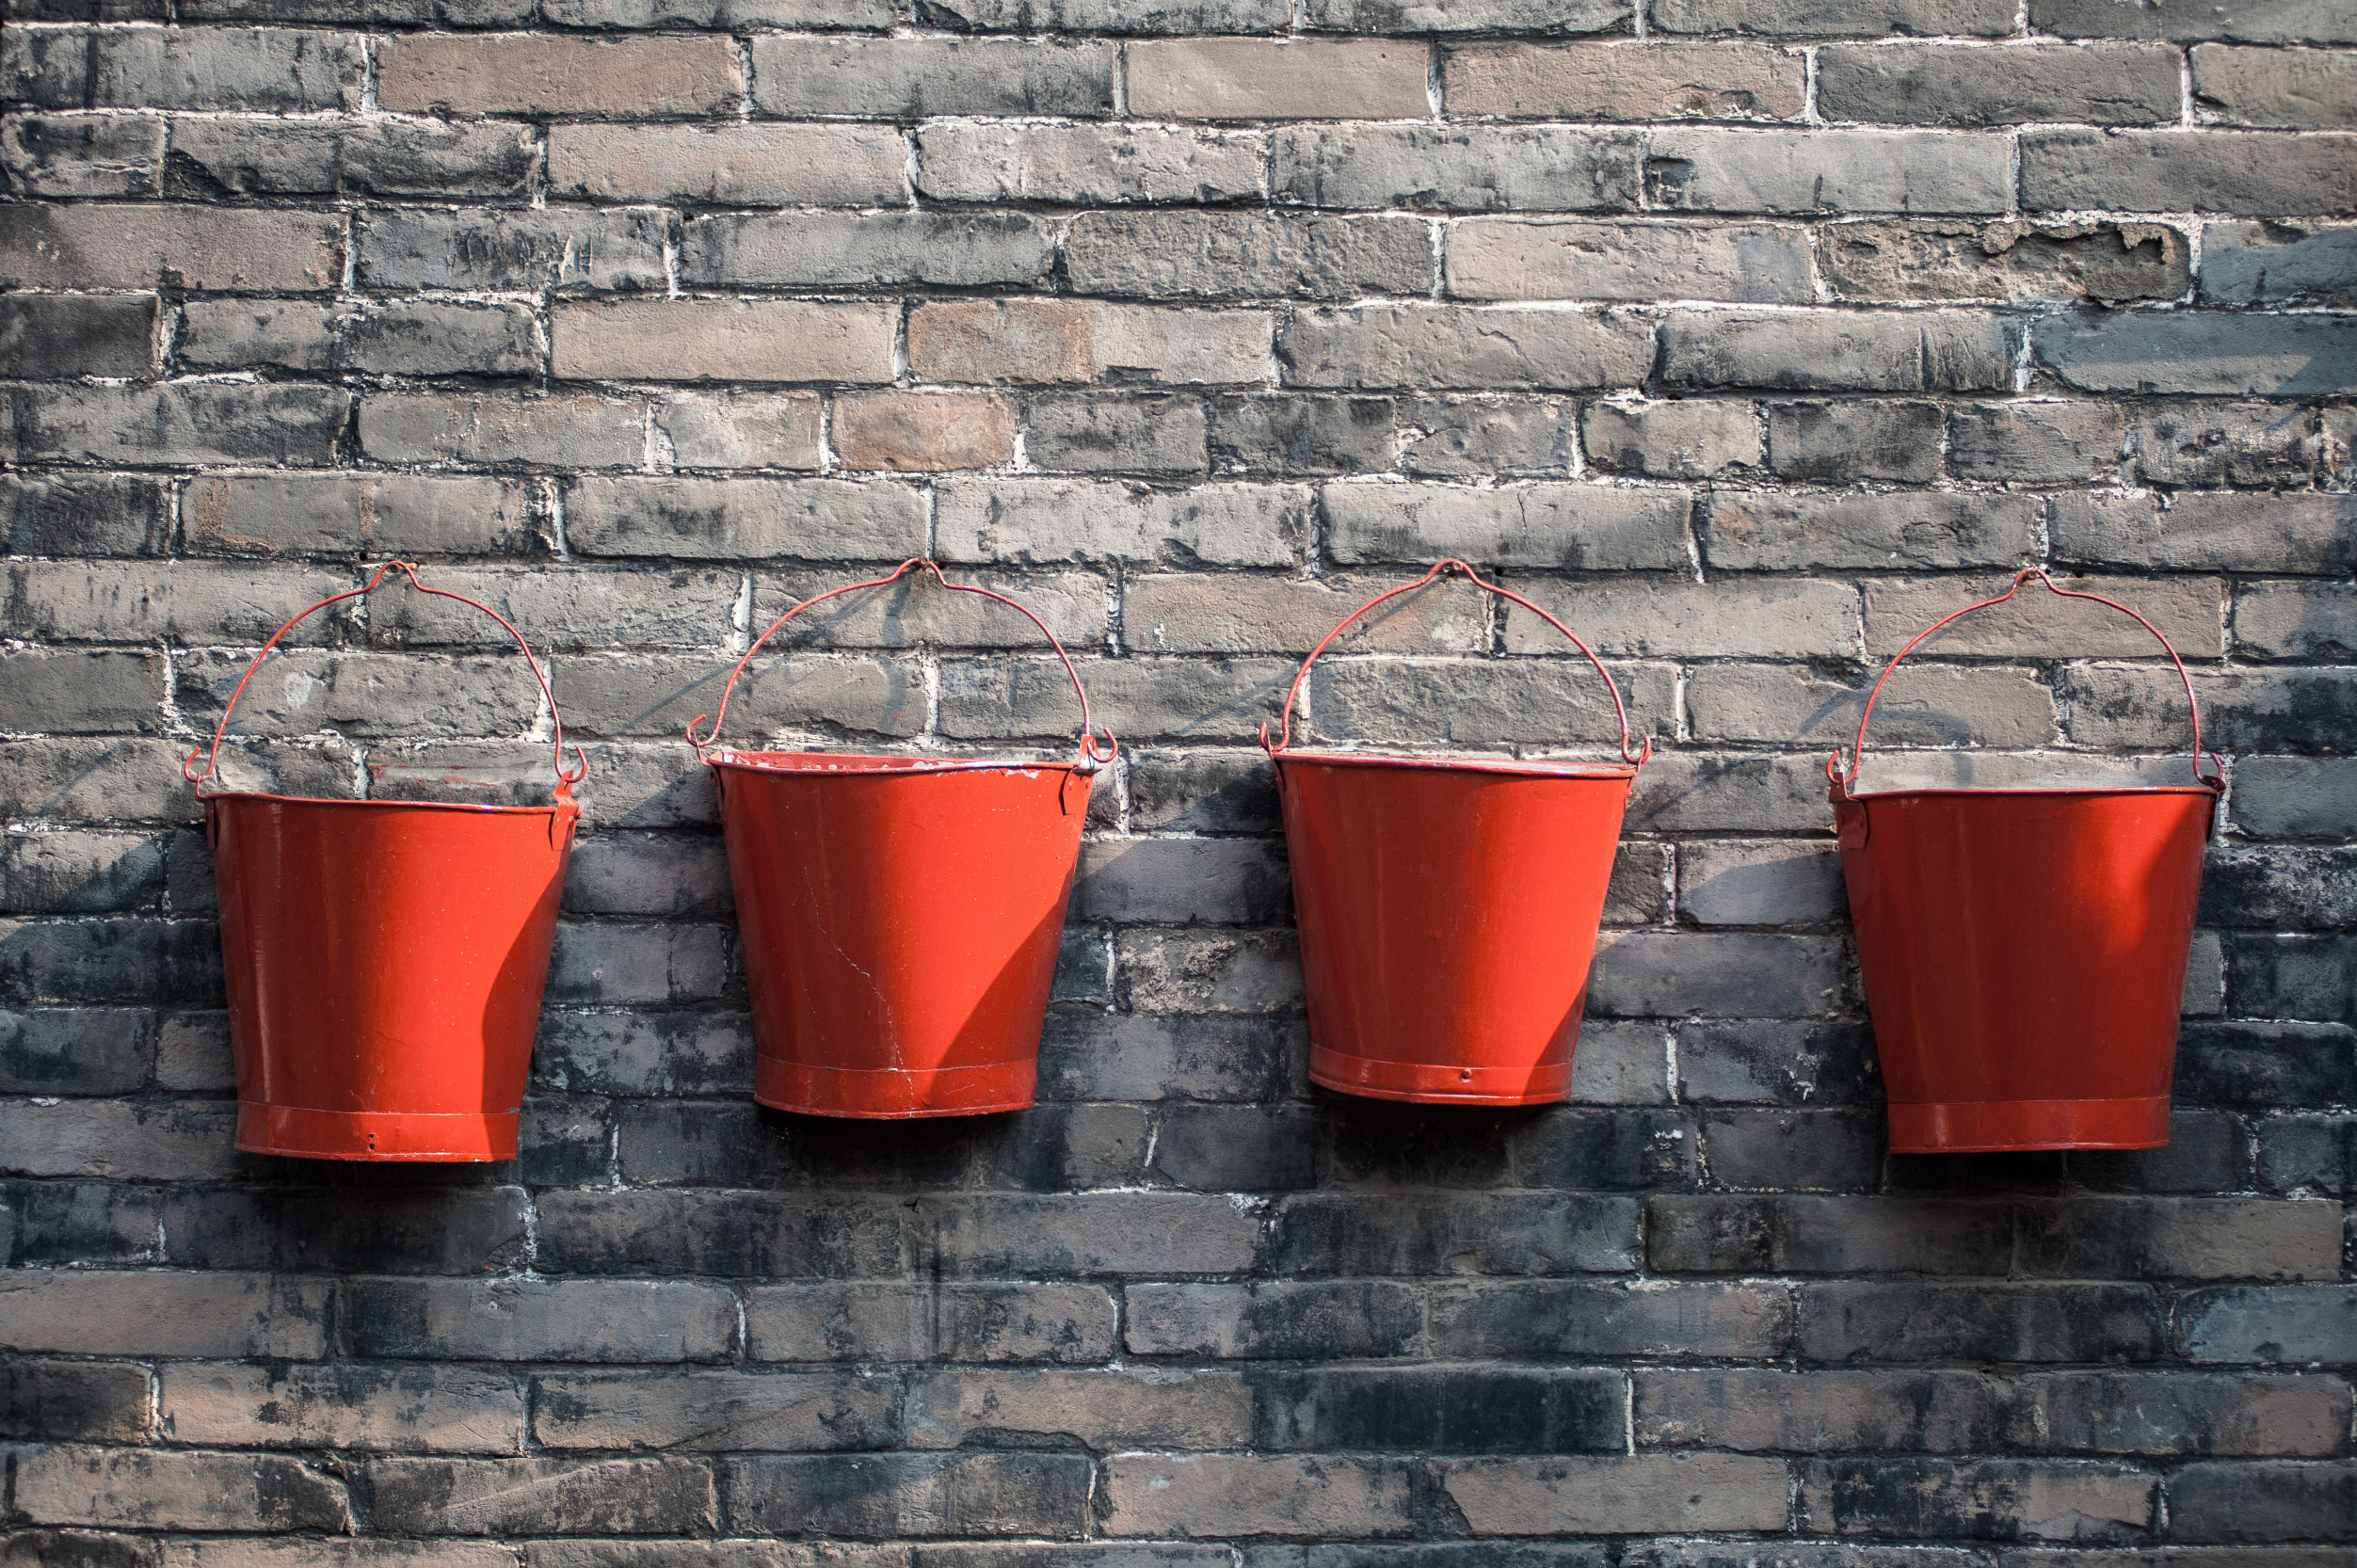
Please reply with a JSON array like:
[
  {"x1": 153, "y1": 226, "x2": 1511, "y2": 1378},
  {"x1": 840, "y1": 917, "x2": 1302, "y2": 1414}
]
[
  {"x1": 4, "y1": 1265, "x2": 2352, "y2": 1361},
  {"x1": 3, "y1": 0, "x2": 2349, "y2": 40},
  {"x1": 6, "y1": 1442, "x2": 2353, "y2": 1544},
  {"x1": 6, "y1": 27, "x2": 2353, "y2": 132},
  {"x1": 10, "y1": 1355, "x2": 2357, "y2": 1460}
]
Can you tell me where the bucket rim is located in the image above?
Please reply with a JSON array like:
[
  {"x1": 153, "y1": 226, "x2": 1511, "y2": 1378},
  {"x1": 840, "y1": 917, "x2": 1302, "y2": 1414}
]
[
  {"x1": 1839, "y1": 783, "x2": 2224, "y2": 804},
  {"x1": 707, "y1": 748, "x2": 1092, "y2": 778},
  {"x1": 1271, "y1": 749, "x2": 1640, "y2": 780},
  {"x1": 199, "y1": 790, "x2": 573, "y2": 817}
]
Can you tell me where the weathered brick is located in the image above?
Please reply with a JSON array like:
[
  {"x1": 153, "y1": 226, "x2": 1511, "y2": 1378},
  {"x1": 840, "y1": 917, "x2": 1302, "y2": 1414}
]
[
  {"x1": 0, "y1": 918, "x2": 217, "y2": 1006},
  {"x1": 2, "y1": 111, "x2": 162, "y2": 197},
  {"x1": 1075, "y1": 838, "x2": 1288, "y2": 924},
  {"x1": 1399, "y1": 395, "x2": 1576, "y2": 476},
  {"x1": 1438, "y1": 1454, "x2": 1792, "y2": 1535},
  {"x1": 935, "y1": 478, "x2": 1308, "y2": 567},
  {"x1": 942, "y1": 654, "x2": 1293, "y2": 744},
  {"x1": 165, "y1": 116, "x2": 536, "y2": 200},
  {"x1": 350, "y1": 1277, "x2": 736, "y2": 1363},
  {"x1": 1067, "y1": 211, "x2": 1432, "y2": 300},
  {"x1": 1863, "y1": 573, "x2": 2222, "y2": 659},
  {"x1": 2236, "y1": 578, "x2": 2352, "y2": 659},
  {"x1": 1826, "y1": 219, "x2": 2190, "y2": 304},
  {"x1": 2025, "y1": 129, "x2": 2357, "y2": 216},
  {"x1": 551, "y1": 122, "x2": 906, "y2": 206},
  {"x1": 1100, "y1": 1452, "x2": 1414, "y2": 1539},
  {"x1": 2200, "y1": 219, "x2": 2357, "y2": 305},
  {"x1": 364, "y1": 1457, "x2": 717, "y2": 1536},
  {"x1": 360, "y1": 392, "x2": 647, "y2": 469},
  {"x1": 1124, "y1": 570, "x2": 1483, "y2": 655},
  {"x1": 1257, "y1": 1365, "x2": 1626, "y2": 1454},
  {"x1": 1447, "y1": 219, "x2": 1811, "y2": 303},
  {"x1": 1677, "y1": 1018, "x2": 1875, "y2": 1106},
  {"x1": 358, "y1": 208, "x2": 668, "y2": 294},
  {"x1": 1304, "y1": 656, "x2": 1676, "y2": 749},
  {"x1": 2053, "y1": 493, "x2": 2354, "y2": 574},
  {"x1": 1273, "y1": 124, "x2": 1643, "y2": 213},
  {"x1": 1655, "y1": 0, "x2": 2015, "y2": 33},
  {"x1": 13, "y1": 1446, "x2": 351, "y2": 1533},
  {"x1": 2032, "y1": 0, "x2": 2355, "y2": 42},
  {"x1": 159, "y1": 1364, "x2": 523, "y2": 1454},
  {"x1": 1688, "y1": 662, "x2": 2057, "y2": 748},
  {"x1": 1036, "y1": 1011, "x2": 1305, "y2": 1102},
  {"x1": 2178, "y1": 1021, "x2": 2357, "y2": 1108},
  {"x1": 1801, "y1": 1283, "x2": 2166, "y2": 1363},
  {"x1": 0, "y1": 828, "x2": 166, "y2": 913},
  {"x1": 655, "y1": 392, "x2": 824, "y2": 472},
  {"x1": 2062, "y1": 666, "x2": 2357, "y2": 757},
  {"x1": 377, "y1": 33, "x2": 739, "y2": 115},
  {"x1": 1324, "y1": 481, "x2": 1689, "y2": 568},
  {"x1": 2168, "y1": 1460, "x2": 2357, "y2": 1544},
  {"x1": 1431, "y1": 1280, "x2": 1795, "y2": 1358},
  {"x1": 723, "y1": 1452, "x2": 1091, "y2": 1539},
  {"x1": 937, "y1": 0, "x2": 1286, "y2": 29},
  {"x1": 0, "y1": 202, "x2": 342, "y2": 290},
  {"x1": 1819, "y1": 41, "x2": 2180, "y2": 126},
  {"x1": 1703, "y1": 490, "x2": 2038, "y2": 570},
  {"x1": 1800, "y1": 1457, "x2": 2157, "y2": 1541},
  {"x1": 8, "y1": 384, "x2": 347, "y2": 468},
  {"x1": 1651, "y1": 1193, "x2": 2013, "y2": 1275},
  {"x1": 2192, "y1": 44, "x2": 2357, "y2": 128},
  {"x1": 555, "y1": 301, "x2": 897, "y2": 386},
  {"x1": 0, "y1": 1007, "x2": 151, "y2": 1094},
  {"x1": 915, "y1": 123, "x2": 1263, "y2": 204},
  {"x1": 2231, "y1": 756, "x2": 2357, "y2": 839},
  {"x1": 1949, "y1": 401, "x2": 2129, "y2": 483},
  {"x1": 1283, "y1": 306, "x2": 1653, "y2": 389},
  {"x1": 2016, "y1": 1198, "x2": 2342, "y2": 1281},
  {"x1": 681, "y1": 213, "x2": 1052, "y2": 291},
  {"x1": 1640, "y1": 1368, "x2": 2003, "y2": 1453},
  {"x1": 908, "y1": 300, "x2": 1272, "y2": 387},
  {"x1": 566, "y1": 477, "x2": 924, "y2": 561},
  {"x1": 1582, "y1": 398, "x2": 1761, "y2": 478},
  {"x1": 0, "y1": 293, "x2": 155, "y2": 378},
  {"x1": 745, "y1": 1282, "x2": 1114, "y2": 1364},
  {"x1": 1306, "y1": 0, "x2": 1629, "y2": 30},
  {"x1": 1647, "y1": 129, "x2": 2011, "y2": 216},
  {"x1": 2036, "y1": 312, "x2": 2357, "y2": 395},
  {"x1": 1, "y1": 1357, "x2": 152, "y2": 1441},
  {"x1": 1273, "y1": 1192, "x2": 1638, "y2": 1275},
  {"x1": 1445, "y1": 40, "x2": 1803, "y2": 120},
  {"x1": 920, "y1": 1192, "x2": 1263, "y2": 1275},
  {"x1": 159, "y1": 1184, "x2": 529, "y2": 1274},
  {"x1": 532, "y1": 1369, "x2": 895, "y2": 1452},
  {"x1": 0, "y1": 1269, "x2": 328, "y2": 1356},
  {"x1": 1, "y1": 473, "x2": 168, "y2": 557},
  {"x1": 1678, "y1": 840, "x2": 1844, "y2": 927},
  {"x1": 1127, "y1": 1281, "x2": 1421, "y2": 1358},
  {"x1": 2178, "y1": 1283, "x2": 2357, "y2": 1363},
  {"x1": 185, "y1": 474, "x2": 537, "y2": 560},
  {"x1": 1765, "y1": 400, "x2": 1945, "y2": 482},
  {"x1": 1129, "y1": 40, "x2": 1427, "y2": 120},
  {"x1": 1661, "y1": 309, "x2": 2014, "y2": 392},
  {"x1": 2009, "y1": 1370, "x2": 2353, "y2": 1457},
  {"x1": 1025, "y1": 392, "x2": 1206, "y2": 475},
  {"x1": 3, "y1": 24, "x2": 361, "y2": 111},
  {"x1": 749, "y1": 37, "x2": 1114, "y2": 119},
  {"x1": 2132, "y1": 402, "x2": 2320, "y2": 487},
  {"x1": 908, "y1": 1367, "x2": 1249, "y2": 1451}
]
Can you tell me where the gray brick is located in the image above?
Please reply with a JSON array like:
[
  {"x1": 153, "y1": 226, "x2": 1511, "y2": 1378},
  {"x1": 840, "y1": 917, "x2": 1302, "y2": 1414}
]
[
  {"x1": 941, "y1": 654, "x2": 1293, "y2": 744},
  {"x1": 935, "y1": 478, "x2": 1309, "y2": 568},
  {"x1": 1583, "y1": 398, "x2": 1761, "y2": 478},
  {"x1": 2039, "y1": 311, "x2": 2357, "y2": 395},
  {"x1": 2052, "y1": 492, "x2": 2354, "y2": 574},
  {"x1": 1646, "y1": 128, "x2": 2011, "y2": 216},
  {"x1": 1284, "y1": 305, "x2": 1653, "y2": 390},
  {"x1": 916, "y1": 123, "x2": 1263, "y2": 204},
  {"x1": 160, "y1": 1364, "x2": 523, "y2": 1454},
  {"x1": 1124, "y1": 569, "x2": 1483, "y2": 654},
  {"x1": 0, "y1": 1006, "x2": 152, "y2": 1093},
  {"x1": 1765, "y1": 401, "x2": 1945, "y2": 483},
  {"x1": 1825, "y1": 219, "x2": 2190, "y2": 304},
  {"x1": 2032, "y1": 0, "x2": 2356, "y2": 43},
  {"x1": 1703, "y1": 490, "x2": 2039, "y2": 570},
  {"x1": 1066, "y1": 212, "x2": 1432, "y2": 300},
  {"x1": 1208, "y1": 393, "x2": 1398, "y2": 475},
  {"x1": 540, "y1": 0, "x2": 888, "y2": 22},
  {"x1": 0, "y1": 648, "x2": 162, "y2": 732},
  {"x1": 657, "y1": 392, "x2": 824, "y2": 472},
  {"x1": 2193, "y1": 43, "x2": 2357, "y2": 128},
  {"x1": 1129, "y1": 39, "x2": 1427, "y2": 121},
  {"x1": 749, "y1": 37, "x2": 1114, "y2": 119},
  {"x1": 2230, "y1": 756, "x2": 2357, "y2": 839},
  {"x1": 0, "y1": 292, "x2": 155, "y2": 380},
  {"x1": 550, "y1": 122, "x2": 906, "y2": 206},
  {"x1": 358, "y1": 208, "x2": 668, "y2": 293},
  {"x1": 679, "y1": 213, "x2": 1053, "y2": 290},
  {"x1": 555, "y1": 299, "x2": 897, "y2": 385},
  {"x1": 2016, "y1": 1196, "x2": 2344, "y2": 1281},
  {"x1": 933, "y1": 0, "x2": 1287, "y2": 28},
  {"x1": 566, "y1": 477, "x2": 923, "y2": 563},
  {"x1": 745, "y1": 1283, "x2": 1118, "y2": 1364},
  {"x1": 1818, "y1": 41, "x2": 2180, "y2": 126},
  {"x1": 0, "y1": 201, "x2": 342, "y2": 291},
  {"x1": 1437, "y1": 1454, "x2": 1791, "y2": 1535},
  {"x1": 2178, "y1": 1284, "x2": 2357, "y2": 1363},
  {"x1": 8, "y1": 383, "x2": 346, "y2": 468},
  {"x1": 350, "y1": 1277, "x2": 735, "y2": 1363},
  {"x1": 2, "y1": 24, "x2": 361, "y2": 111},
  {"x1": 1036, "y1": 1011, "x2": 1305, "y2": 1101},
  {"x1": 725, "y1": 1452, "x2": 1090, "y2": 1540},
  {"x1": 2, "y1": 111, "x2": 162, "y2": 197},
  {"x1": 1024, "y1": 393, "x2": 1206, "y2": 476},
  {"x1": 1, "y1": 1357, "x2": 152, "y2": 1442},
  {"x1": 908, "y1": 300, "x2": 1273, "y2": 387},
  {"x1": 1400, "y1": 395, "x2": 1576, "y2": 476},
  {"x1": 920, "y1": 1192, "x2": 1264, "y2": 1276},
  {"x1": 364, "y1": 1457, "x2": 716, "y2": 1536},
  {"x1": 1862, "y1": 573, "x2": 2223, "y2": 659},
  {"x1": 1076, "y1": 837, "x2": 1289, "y2": 923},
  {"x1": 1431, "y1": 1280, "x2": 1795, "y2": 1358},
  {"x1": 1444, "y1": 40, "x2": 1804, "y2": 121},
  {"x1": 1591, "y1": 932, "x2": 1848, "y2": 1018},
  {"x1": 1797, "y1": 1458, "x2": 2155, "y2": 1542},
  {"x1": 1662, "y1": 309, "x2": 2013, "y2": 392},
  {"x1": 13, "y1": 1446, "x2": 351, "y2": 1533},
  {"x1": 1307, "y1": 0, "x2": 1628, "y2": 29},
  {"x1": 2070, "y1": 664, "x2": 2357, "y2": 755},
  {"x1": 1949, "y1": 401, "x2": 2128, "y2": 483},
  {"x1": 2199, "y1": 219, "x2": 2357, "y2": 305},
  {"x1": 1127, "y1": 1281, "x2": 1421, "y2": 1358},
  {"x1": 1638, "y1": 1368, "x2": 2001, "y2": 1453},
  {"x1": 173, "y1": 299, "x2": 333, "y2": 374},
  {"x1": 1324, "y1": 481, "x2": 1689, "y2": 569},
  {"x1": 1272, "y1": 125, "x2": 1642, "y2": 213},
  {"x1": 0, "y1": 1268, "x2": 329, "y2": 1356},
  {"x1": 376, "y1": 33, "x2": 739, "y2": 117},
  {"x1": 2023, "y1": 129, "x2": 2357, "y2": 216},
  {"x1": 1690, "y1": 661, "x2": 2057, "y2": 748},
  {"x1": 531, "y1": 1370, "x2": 893, "y2": 1452},
  {"x1": 1274, "y1": 1192, "x2": 1640, "y2": 1275},
  {"x1": 1679, "y1": 840, "x2": 1846, "y2": 926},
  {"x1": 1806, "y1": 1282, "x2": 2168, "y2": 1362},
  {"x1": 1655, "y1": 0, "x2": 2015, "y2": 33},
  {"x1": 908, "y1": 1367, "x2": 1249, "y2": 1451},
  {"x1": 358, "y1": 392, "x2": 644, "y2": 470},
  {"x1": 1500, "y1": 577, "x2": 1856, "y2": 658},
  {"x1": 2167, "y1": 1460, "x2": 2357, "y2": 1544},
  {"x1": 1447, "y1": 219, "x2": 1812, "y2": 303},
  {"x1": 165, "y1": 116, "x2": 536, "y2": 199},
  {"x1": 2130, "y1": 402, "x2": 2319, "y2": 487}
]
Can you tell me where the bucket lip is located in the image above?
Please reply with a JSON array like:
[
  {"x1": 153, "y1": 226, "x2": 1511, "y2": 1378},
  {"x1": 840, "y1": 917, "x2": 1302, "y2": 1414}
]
[
  {"x1": 1841, "y1": 782, "x2": 2224, "y2": 803},
  {"x1": 707, "y1": 747, "x2": 1087, "y2": 778},
  {"x1": 198, "y1": 789, "x2": 570, "y2": 817},
  {"x1": 1271, "y1": 748, "x2": 1639, "y2": 780}
]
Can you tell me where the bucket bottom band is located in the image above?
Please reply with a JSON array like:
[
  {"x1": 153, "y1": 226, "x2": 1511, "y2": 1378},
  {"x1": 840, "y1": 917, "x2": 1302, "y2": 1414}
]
[
  {"x1": 757, "y1": 1056, "x2": 1037, "y2": 1119},
  {"x1": 236, "y1": 1103, "x2": 521, "y2": 1162},
  {"x1": 1889, "y1": 1096, "x2": 2172, "y2": 1153},
  {"x1": 1310, "y1": 1045, "x2": 1572, "y2": 1106}
]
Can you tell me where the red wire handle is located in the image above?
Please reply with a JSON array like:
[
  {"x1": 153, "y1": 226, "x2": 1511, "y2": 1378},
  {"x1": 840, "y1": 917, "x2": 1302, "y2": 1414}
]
[
  {"x1": 686, "y1": 558, "x2": 1115, "y2": 769},
  {"x1": 183, "y1": 559, "x2": 585, "y2": 796},
  {"x1": 1828, "y1": 567, "x2": 2223, "y2": 795},
  {"x1": 1259, "y1": 558, "x2": 1652, "y2": 767}
]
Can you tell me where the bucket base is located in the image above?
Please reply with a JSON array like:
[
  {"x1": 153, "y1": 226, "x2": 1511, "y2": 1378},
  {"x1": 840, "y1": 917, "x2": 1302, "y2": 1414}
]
[
  {"x1": 236, "y1": 1103, "x2": 520, "y2": 1162},
  {"x1": 1888, "y1": 1096, "x2": 2172, "y2": 1153},
  {"x1": 757, "y1": 1059, "x2": 1036, "y2": 1119},
  {"x1": 1310, "y1": 1047, "x2": 1571, "y2": 1107}
]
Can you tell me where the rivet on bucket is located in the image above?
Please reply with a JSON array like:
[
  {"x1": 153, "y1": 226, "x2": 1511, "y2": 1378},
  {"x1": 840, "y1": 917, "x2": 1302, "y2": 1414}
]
[
  {"x1": 1827, "y1": 568, "x2": 2226, "y2": 1155},
  {"x1": 687, "y1": 558, "x2": 1115, "y2": 1120},
  {"x1": 185, "y1": 560, "x2": 585, "y2": 1162},
  {"x1": 1261, "y1": 558, "x2": 1651, "y2": 1108}
]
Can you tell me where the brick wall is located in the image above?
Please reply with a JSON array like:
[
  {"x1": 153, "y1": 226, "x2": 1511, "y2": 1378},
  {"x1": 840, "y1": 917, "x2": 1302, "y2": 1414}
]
[{"x1": 3, "y1": 0, "x2": 2354, "y2": 1559}]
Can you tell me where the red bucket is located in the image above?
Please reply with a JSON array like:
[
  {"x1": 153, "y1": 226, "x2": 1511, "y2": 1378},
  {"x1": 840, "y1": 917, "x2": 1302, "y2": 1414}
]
[
  {"x1": 1830, "y1": 569, "x2": 2223, "y2": 1153},
  {"x1": 1263, "y1": 560, "x2": 1650, "y2": 1106},
  {"x1": 691, "y1": 560, "x2": 1112, "y2": 1119},
  {"x1": 187, "y1": 563, "x2": 582, "y2": 1161}
]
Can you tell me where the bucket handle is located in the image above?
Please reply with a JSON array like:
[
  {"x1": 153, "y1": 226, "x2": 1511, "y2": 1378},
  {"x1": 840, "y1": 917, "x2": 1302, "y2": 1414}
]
[
  {"x1": 1827, "y1": 567, "x2": 2224, "y2": 798},
  {"x1": 685, "y1": 557, "x2": 1116, "y2": 770},
  {"x1": 183, "y1": 559, "x2": 586, "y2": 799},
  {"x1": 1258, "y1": 558, "x2": 1652, "y2": 766}
]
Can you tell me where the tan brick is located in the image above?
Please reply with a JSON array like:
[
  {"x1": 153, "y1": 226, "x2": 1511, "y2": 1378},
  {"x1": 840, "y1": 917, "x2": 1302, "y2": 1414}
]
[
  {"x1": 13, "y1": 1446, "x2": 350, "y2": 1532},
  {"x1": 1447, "y1": 41, "x2": 1806, "y2": 120},
  {"x1": 158, "y1": 1364, "x2": 524, "y2": 1454},
  {"x1": 0, "y1": 203, "x2": 342, "y2": 292},
  {"x1": 1122, "y1": 570, "x2": 1487, "y2": 654},
  {"x1": 1128, "y1": 40, "x2": 1429, "y2": 120},
  {"x1": 1099, "y1": 1453, "x2": 1414, "y2": 1538},
  {"x1": 553, "y1": 300, "x2": 897, "y2": 385},
  {"x1": 548, "y1": 122, "x2": 908, "y2": 206},
  {"x1": 833, "y1": 392, "x2": 1017, "y2": 472},
  {"x1": 1440, "y1": 1453, "x2": 1792, "y2": 1533},
  {"x1": 378, "y1": 34, "x2": 741, "y2": 116},
  {"x1": 907, "y1": 300, "x2": 1271, "y2": 385},
  {"x1": 0, "y1": 1270, "x2": 329, "y2": 1358},
  {"x1": 1447, "y1": 218, "x2": 1812, "y2": 302}
]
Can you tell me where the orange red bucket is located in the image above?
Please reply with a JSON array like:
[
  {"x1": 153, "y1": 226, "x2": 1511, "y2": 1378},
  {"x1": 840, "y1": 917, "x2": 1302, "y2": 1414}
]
[
  {"x1": 187, "y1": 562, "x2": 581, "y2": 1161},
  {"x1": 691, "y1": 560, "x2": 1112, "y2": 1119},
  {"x1": 1264, "y1": 560, "x2": 1650, "y2": 1106},
  {"x1": 1831, "y1": 568, "x2": 2223, "y2": 1153}
]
